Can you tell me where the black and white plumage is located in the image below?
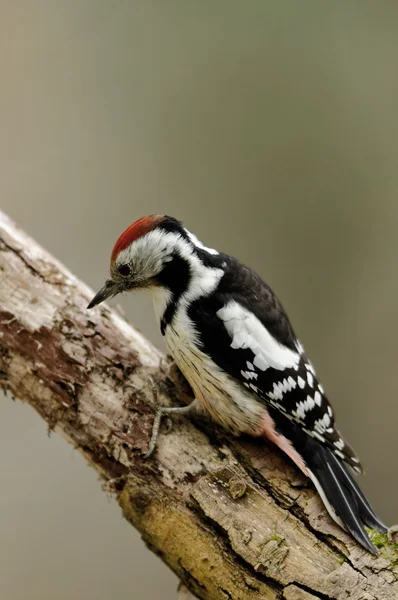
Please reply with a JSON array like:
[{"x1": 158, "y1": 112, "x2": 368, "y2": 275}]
[{"x1": 88, "y1": 214, "x2": 387, "y2": 555}]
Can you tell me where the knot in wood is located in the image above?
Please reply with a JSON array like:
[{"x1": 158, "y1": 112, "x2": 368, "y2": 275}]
[
  {"x1": 131, "y1": 489, "x2": 154, "y2": 512},
  {"x1": 228, "y1": 476, "x2": 247, "y2": 500}
]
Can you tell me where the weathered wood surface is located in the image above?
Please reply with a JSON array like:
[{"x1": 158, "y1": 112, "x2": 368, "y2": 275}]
[{"x1": 0, "y1": 210, "x2": 396, "y2": 600}]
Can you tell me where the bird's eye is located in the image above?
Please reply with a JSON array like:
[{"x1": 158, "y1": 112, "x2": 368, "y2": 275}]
[{"x1": 118, "y1": 264, "x2": 131, "y2": 277}]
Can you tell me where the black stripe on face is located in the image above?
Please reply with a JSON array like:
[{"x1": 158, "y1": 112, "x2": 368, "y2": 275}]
[{"x1": 155, "y1": 253, "x2": 191, "y2": 334}]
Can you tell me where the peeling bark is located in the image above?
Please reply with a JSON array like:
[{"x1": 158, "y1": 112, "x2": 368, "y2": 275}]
[{"x1": 0, "y1": 210, "x2": 396, "y2": 600}]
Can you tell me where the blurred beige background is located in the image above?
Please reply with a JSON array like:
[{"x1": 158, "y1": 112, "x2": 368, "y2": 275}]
[{"x1": 0, "y1": 2, "x2": 397, "y2": 599}]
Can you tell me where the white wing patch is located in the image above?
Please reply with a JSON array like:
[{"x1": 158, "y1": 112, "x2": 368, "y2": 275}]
[{"x1": 217, "y1": 301, "x2": 300, "y2": 372}]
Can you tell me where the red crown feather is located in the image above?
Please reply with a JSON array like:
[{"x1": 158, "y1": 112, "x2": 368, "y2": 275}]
[{"x1": 111, "y1": 215, "x2": 164, "y2": 263}]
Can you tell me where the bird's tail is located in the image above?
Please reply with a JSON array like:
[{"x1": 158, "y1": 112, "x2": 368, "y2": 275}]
[{"x1": 305, "y1": 441, "x2": 387, "y2": 555}]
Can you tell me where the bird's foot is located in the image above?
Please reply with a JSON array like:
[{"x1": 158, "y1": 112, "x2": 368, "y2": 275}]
[{"x1": 143, "y1": 378, "x2": 198, "y2": 459}]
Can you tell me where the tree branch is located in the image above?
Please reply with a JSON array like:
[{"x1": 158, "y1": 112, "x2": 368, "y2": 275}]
[
  {"x1": 0, "y1": 210, "x2": 396, "y2": 600},
  {"x1": 178, "y1": 584, "x2": 199, "y2": 599}
]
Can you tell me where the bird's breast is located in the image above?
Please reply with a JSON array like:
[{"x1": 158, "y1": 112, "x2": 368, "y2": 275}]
[{"x1": 163, "y1": 307, "x2": 266, "y2": 435}]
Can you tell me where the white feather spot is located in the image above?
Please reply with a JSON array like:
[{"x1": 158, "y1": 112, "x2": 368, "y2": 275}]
[
  {"x1": 334, "y1": 449, "x2": 346, "y2": 460},
  {"x1": 298, "y1": 376, "x2": 306, "y2": 389},
  {"x1": 272, "y1": 382, "x2": 283, "y2": 400},
  {"x1": 307, "y1": 372, "x2": 314, "y2": 388},
  {"x1": 314, "y1": 413, "x2": 331, "y2": 433},
  {"x1": 306, "y1": 394, "x2": 316, "y2": 409},
  {"x1": 334, "y1": 438, "x2": 345, "y2": 451},
  {"x1": 241, "y1": 370, "x2": 258, "y2": 381},
  {"x1": 314, "y1": 391, "x2": 322, "y2": 406},
  {"x1": 246, "y1": 361, "x2": 255, "y2": 371},
  {"x1": 294, "y1": 395, "x2": 315, "y2": 420}
]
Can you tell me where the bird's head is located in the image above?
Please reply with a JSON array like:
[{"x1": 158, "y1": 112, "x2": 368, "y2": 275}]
[{"x1": 87, "y1": 214, "x2": 218, "y2": 309}]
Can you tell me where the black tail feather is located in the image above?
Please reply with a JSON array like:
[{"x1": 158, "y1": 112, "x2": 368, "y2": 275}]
[
  {"x1": 307, "y1": 443, "x2": 387, "y2": 555},
  {"x1": 326, "y1": 450, "x2": 387, "y2": 533},
  {"x1": 268, "y1": 406, "x2": 387, "y2": 555}
]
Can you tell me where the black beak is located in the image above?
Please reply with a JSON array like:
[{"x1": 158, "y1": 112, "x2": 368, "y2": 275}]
[{"x1": 87, "y1": 279, "x2": 121, "y2": 309}]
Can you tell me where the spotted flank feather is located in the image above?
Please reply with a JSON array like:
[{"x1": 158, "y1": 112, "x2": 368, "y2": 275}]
[
  {"x1": 216, "y1": 297, "x2": 363, "y2": 474},
  {"x1": 262, "y1": 347, "x2": 363, "y2": 474}
]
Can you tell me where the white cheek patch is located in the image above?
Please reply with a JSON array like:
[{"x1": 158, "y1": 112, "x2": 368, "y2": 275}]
[
  {"x1": 120, "y1": 230, "x2": 224, "y2": 305},
  {"x1": 217, "y1": 301, "x2": 300, "y2": 373},
  {"x1": 116, "y1": 230, "x2": 178, "y2": 280}
]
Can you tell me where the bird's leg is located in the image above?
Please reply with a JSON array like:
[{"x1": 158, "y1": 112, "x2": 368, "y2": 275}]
[
  {"x1": 143, "y1": 378, "x2": 198, "y2": 458},
  {"x1": 143, "y1": 403, "x2": 198, "y2": 458}
]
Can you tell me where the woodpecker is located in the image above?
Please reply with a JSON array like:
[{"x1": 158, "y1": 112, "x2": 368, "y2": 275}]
[{"x1": 88, "y1": 214, "x2": 387, "y2": 554}]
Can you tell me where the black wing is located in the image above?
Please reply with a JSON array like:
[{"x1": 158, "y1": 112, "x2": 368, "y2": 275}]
[{"x1": 188, "y1": 254, "x2": 362, "y2": 473}]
